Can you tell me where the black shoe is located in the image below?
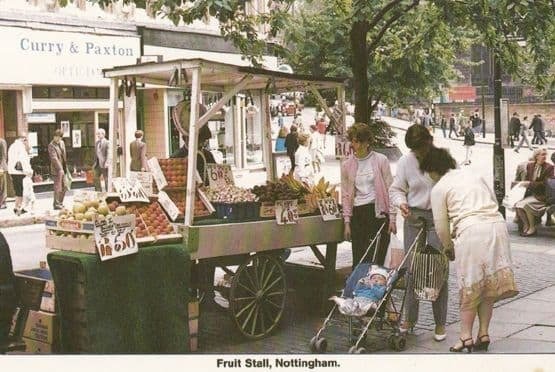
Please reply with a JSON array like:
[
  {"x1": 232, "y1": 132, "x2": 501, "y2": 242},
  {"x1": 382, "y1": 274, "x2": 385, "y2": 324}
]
[
  {"x1": 449, "y1": 337, "x2": 474, "y2": 353},
  {"x1": 53, "y1": 206, "x2": 63, "y2": 210},
  {"x1": 0, "y1": 205, "x2": 6, "y2": 209},
  {"x1": 474, "y1": 335, "x2": 490, "y2": 351},
  {"x1": 19, "y1": 209, "x2": 28, "y2": 215}
]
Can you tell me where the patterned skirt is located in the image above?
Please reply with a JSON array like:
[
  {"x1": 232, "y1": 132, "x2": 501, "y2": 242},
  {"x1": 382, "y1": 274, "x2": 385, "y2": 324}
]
[{"x1": 454, "y1": 221, "x2": 519, "y2": 310}]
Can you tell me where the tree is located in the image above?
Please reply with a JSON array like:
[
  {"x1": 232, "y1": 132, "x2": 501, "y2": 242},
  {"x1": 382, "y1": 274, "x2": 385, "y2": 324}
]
[{"x1": 93, "y1": 0, "x2": 555, "y2": 123}]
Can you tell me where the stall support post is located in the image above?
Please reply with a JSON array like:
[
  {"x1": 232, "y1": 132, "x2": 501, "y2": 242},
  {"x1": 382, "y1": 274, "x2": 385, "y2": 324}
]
[
  {"x1": 323, "y1": 242, "x2": 338, "y2": 311},
  {"x1": 184, "y1": 67, "x2": 201, "y2": 227},
  {"x1": 122, "y1": 79, "x2": 138, "y2": 177},
  {"x1": 108, "y1": 77, "x2": 119, "y2": 192},
  {"x1": 260, "y1": 90, "x2": 275, "y2": 181},
  {"x1": 337, "y1": 86, "x2": 346, "y2": 134}
]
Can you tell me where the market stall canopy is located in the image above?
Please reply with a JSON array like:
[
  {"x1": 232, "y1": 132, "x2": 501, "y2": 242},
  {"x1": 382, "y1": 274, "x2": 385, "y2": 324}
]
[{"x1": 103, "y1": 58, "x2": 348, "y2": 91}]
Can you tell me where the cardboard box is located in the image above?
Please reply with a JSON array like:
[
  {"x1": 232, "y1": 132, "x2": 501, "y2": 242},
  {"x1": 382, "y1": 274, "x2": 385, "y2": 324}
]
[
  {"x1": 22, "y1": 337, "x2": 57, "y2": 354},
  {"x1": 15, "y1": 268, "x2": 57, "y2": 313},
  {"x1": 23, "y1": 310, "x2": 59, "y2": 344},
  {"x1": 40, "y1": 292, "x2": 56, "y2": 313},
  {"x1": 188, "y1": 300, "x2": 199, "y2": 319}
]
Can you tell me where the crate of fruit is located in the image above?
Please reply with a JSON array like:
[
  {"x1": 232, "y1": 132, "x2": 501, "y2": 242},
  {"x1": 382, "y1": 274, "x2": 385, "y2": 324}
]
[
  {"x1": 204, "y1": 185, "x2": 259, "y2": 222},
  {"x1": 165, "y1": 189, "x2": 213, "y2": 219},
  {"x1": 155, "y1": 158, "x2": 188, "y2": 190}
]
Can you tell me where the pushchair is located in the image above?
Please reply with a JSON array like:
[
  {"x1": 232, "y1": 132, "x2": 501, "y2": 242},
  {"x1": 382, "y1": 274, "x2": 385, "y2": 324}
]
[{"x1": 309, "y1": 222, "x2": 427, "y2": 354}]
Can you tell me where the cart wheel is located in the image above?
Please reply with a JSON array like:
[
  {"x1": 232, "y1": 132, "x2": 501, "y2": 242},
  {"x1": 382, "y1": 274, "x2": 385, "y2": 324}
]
[
  {"x1": 348, "y1": 346, "x2": 366, "y2": 354},
  {"x1": 230, "y1": 254, "x2": 287, "y2": 339},
  {"x1": 312, "y1": 337, "x2": 327, "y2": 353},
  {"x1": 391, "y1": 335, "x2": 406, "y2": 351},
  {"x1": 309, "y1": 336, "x2": 318, "y2": 352}
]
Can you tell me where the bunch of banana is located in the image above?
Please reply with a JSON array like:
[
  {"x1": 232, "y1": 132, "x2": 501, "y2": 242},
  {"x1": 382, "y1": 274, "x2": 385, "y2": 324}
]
[
  {"x1": 311, "y1": 177, "x2": 337, "y2": 199},
  {"x1": 280, "y1": 174, "x2": 310, "y2": 195}
]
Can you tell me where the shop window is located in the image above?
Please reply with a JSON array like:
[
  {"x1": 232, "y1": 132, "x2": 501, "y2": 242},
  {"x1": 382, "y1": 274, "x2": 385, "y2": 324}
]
[
  {"x1": 32, "y1": 87, "x2": 49, "y2": 99},
  {"x1": 74, "y1": 87, "x2": 97, "y2": 99},
  {"x1": 50, "y1": 87, "x2": 74, "y2": 99},
  {"x1": 96, "y1": 88, "x2": 109, "y2": 99}
]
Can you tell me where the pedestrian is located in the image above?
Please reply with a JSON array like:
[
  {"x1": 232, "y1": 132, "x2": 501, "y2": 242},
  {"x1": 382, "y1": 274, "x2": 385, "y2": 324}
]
[
  {"x1": 170, "y1": 125, "x2": 215, "y2": 184},
  {"x1": 284, "y1": 125, "x2": 299, "y2": 175},
  {"x1": 293, "y1": 133, "x2": 314, "y2": 186},
  {"x1": 457, "y1": 109, "x2": 466, "y2": 136},
  {"x1": 514, "y1": 116, "x2": 533, "y2": 152},
  {"x1": 462, "y1": 125, "x2": 475, "y2": 165},
  {"x1": 509, "y1": 112, "x2": 521, "y2": 147},
  {"x1": 341, "y1": 122, "x2": 393, "y2": 270},
  {"x1": 7, "y1": 134, "x2": 32, "y2": 216},
  {"x1": 440, "y1": 114, "x2": 447, "y2": 138},
  {"x1": 471, "y1": 112, "x2": 482, "y2": 134},
  {"x1": 48, "y1": 129, "x2": 68, "y2": 210},
  {"x1": 389, "y1": 124, "x2": 448, "y2": 341},
  {"x1": 293, "y1": 113, "x2": 304, "y2": 133},
  {"x1": 130, "y1": 130, "x2": 148, "y2": 172},
  {"x1": 316, "y1": 117, "x2": 327, "y2": 148},
  {"x1": 538, "y1": 114, "x2": 548, "y2": 145},
  {"x1": 448, "y1": 113, "x2": 458, "y2": 138},
  {"x1": 420, "y1": 147, "x2": 519, "y2": 353},
  {"x1": 0, "y1": 137, "x2": 7, "y2": 209},
  {"x1": 308, "y1": 124, "x2": 324, "y2": 174},
  {"x1": 514, "y1": 148, "x2": 554, "y2": 236},
  {"x1": 529, "y1": 114, "x2": 544, "y2": 145},
  {"x1": 93, "y1": 128, "x2": 111, "y2": 192},
  {"x1": 546, "y1": 152, "x2": 555, "y2": 226},
  {"x1": 277, "y1": 112, "x2": 284, "y2": 128}
]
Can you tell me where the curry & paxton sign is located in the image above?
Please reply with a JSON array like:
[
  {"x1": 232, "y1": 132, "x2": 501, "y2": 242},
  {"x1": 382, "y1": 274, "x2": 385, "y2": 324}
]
[{"x1": 20, "y1": 38, "x2": 135, "y2": 57}]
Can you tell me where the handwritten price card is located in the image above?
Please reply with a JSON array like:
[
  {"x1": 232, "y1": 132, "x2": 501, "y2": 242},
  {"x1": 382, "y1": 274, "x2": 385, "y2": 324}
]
[
  {"x1": 129, "y1": 171, "x2": 154, "y2": 195},
  {"x1": 112, "y1": 177, "x2": 149, "y2": 203},
  {"x1": 94, "y1": 215, "x2": 138, "y2": 262},
  {"x1": 317, "y1": 197, "x2": 341, "y2": 221},
  {"x1": 206, "y1": 164, "x2": 235, "y2": 187},
  {"x1": 147, "y1": 157, "x2": 168, "y2": 191},
  {"x1": 275, "y1": 200, "x2": 299, "y2": 225},
  {"x1": 158, "y1": 191, "x2": 180, "y2": 221}
]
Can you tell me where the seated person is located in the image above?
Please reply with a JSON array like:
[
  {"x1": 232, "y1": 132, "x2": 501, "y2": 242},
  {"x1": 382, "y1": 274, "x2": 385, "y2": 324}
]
[{"x1": 330, "y1": 266, "x2": 388, "y2": 316}]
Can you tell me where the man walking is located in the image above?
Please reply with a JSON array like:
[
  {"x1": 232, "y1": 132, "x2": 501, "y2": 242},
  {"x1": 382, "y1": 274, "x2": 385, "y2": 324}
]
[
  {"x1": 0, "y1": 137, "x2": 7, "y2": 209},
  {"x1": 529, "y1": 114, "x2": 544, "y2": 145},
  {"x1": 448, "y1": 113, "x2": 458, "y2": 138},
  {"x1": 514, "y1": 116, "x2": 533, "y2": 152},
  {"x1": 509, "y1": 112, "x2": 521, "y2": 147},
  {"x1": 440, "y1": 114, "x2": 447, "y2": 138},
  {"x1": 129, "y1": 130, "x2": 148, "y2": 172},
  {"x1": 93, "y1": 128, "x2": 111, "y2": 192},
  {"x1": 48, "y1": 129, "x2": 68, "y2": 210}
]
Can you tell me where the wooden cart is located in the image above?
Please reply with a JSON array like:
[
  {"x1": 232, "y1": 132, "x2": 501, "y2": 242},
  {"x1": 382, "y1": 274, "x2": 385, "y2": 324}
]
[{"x1": 103, "y1": 59, "x2": 348, "y2": 339}]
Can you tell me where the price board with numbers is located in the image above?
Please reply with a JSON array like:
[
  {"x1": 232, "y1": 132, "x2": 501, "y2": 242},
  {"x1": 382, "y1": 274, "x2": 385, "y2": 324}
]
[
  {"x1": 158, "y1": 191, "x2": 180, "y2": 221},
  {"x1": 275, "y1": 200, "x2": 299, "y2": 225},
  {"x1": 112, "y1": 177, "x2": 150, "y2": 203},
  {"x1": 317, "y1": 197, "x2": 342, "y2": 221},
  {"x1": 94, "y1": 215, "x2": 138, "y2": 261},
  {"x1": 129, "y1": 171, "x2": 154, "y2": 195},
  {"x1": 206, "y1": 164, "x2": 234, "y2": 187},
  {"x1": 335, "y1": 135, "x2": 352, "y2": 158},
  {"x1": 147, "y1": 157, "x2": 168, "y2": 191}
]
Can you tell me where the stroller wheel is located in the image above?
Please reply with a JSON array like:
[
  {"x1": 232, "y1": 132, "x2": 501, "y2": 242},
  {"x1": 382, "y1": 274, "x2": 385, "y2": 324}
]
[
  {"x1": 310, "y1": 337, "x2": 327, "y2": 353},
  {"x1": 389, "y1": 335, "x2": 407, "y2": 351},
  {"x1": 348, "y1": 346, "x2": 366, "y2": 354}
]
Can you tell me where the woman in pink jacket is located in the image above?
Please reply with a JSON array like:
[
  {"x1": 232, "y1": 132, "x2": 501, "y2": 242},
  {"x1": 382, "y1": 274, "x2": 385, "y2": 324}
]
[{"x1": 341, "y1": 123, "x2": 393, "y2": 269}]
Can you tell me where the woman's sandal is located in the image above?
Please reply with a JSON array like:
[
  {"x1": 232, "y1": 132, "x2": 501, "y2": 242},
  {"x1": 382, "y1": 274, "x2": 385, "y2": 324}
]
[
  {"x1": 474, "y1": 335, "x2": 490, "y2": 351},
  {"x1": 449, "y1": 337, "x2": 474, "y2": 353},
  {"x1": 399, "y1": 321, "x2": 415, "y2": 334}
]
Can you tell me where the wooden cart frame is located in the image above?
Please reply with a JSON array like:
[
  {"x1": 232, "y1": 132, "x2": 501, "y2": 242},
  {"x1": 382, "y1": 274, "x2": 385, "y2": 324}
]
[{"x1": 103, "y1": 59, "x2": 348, "y2": 339}]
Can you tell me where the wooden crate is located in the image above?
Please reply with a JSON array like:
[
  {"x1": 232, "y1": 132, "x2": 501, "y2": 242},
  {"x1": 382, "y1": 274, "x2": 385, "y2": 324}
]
[{"x1": 259, "y1": 202, "x2": 316, "y2": 218}]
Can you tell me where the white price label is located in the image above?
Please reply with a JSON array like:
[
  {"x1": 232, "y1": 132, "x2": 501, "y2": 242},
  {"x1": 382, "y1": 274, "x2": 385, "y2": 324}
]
[
  {"x1": 158, "y1": 191, "x2": 180, "y2": 221},
  {"x1": 112, "y1": 177, "x2": 150, "y2": 203},
  {"x1": 147, "y1": 157, "x2": 168, "y2": 191},
  {"x1": 94, "y1": 215, "x2": 138, "y2": 262},
  {"x1": 335, "y1": 135, "x2": 352, "y2": 158},
  {"x1": 317, "y1": 197, "x2": 341, "y2": 221},
  {"x1": 206, "y1": 164, "x2": 234, "y2": 187},
  {"x1": 275, "y1": 200, "x2": 299, "y2": 225},
  {"x1": 129, "y1": 171, "x2": 154, "y2": 195}
]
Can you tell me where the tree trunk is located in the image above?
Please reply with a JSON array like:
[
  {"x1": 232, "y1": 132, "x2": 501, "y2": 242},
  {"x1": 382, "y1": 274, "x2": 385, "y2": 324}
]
[{"x1": 350, "y1": 20, "x2": 369, "y2": 124}]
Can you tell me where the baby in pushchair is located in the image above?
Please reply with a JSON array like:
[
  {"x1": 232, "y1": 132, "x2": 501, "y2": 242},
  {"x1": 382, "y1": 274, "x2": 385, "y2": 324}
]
[{"x1": 329, "y1": 265, "x2": 389, "y2": 317}]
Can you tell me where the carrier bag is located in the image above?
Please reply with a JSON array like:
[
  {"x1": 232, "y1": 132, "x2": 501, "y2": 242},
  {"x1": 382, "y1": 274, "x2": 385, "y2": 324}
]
[
  {"x1": 384, "y1": 234, "x2": 404, "y2": 269},
  {"x1": 411, "y1": 244, "x2": 449, "y2": 302}
]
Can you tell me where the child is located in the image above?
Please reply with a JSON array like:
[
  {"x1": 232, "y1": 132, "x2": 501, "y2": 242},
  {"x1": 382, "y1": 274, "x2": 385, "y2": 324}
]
[
  {"x1": 21, "y1": 175, "x2": 36, "y2": 214},
  {"x1": 330, "y1": 266, "x2": 388, "y2": 316}
]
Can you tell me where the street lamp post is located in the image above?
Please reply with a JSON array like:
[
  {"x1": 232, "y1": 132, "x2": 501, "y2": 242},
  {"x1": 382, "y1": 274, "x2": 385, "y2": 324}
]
[
  {"x1": 493, "y1": 53, "x2": 506, "y2": 218},
  {"x1": 481, "y1": 84, "x2": 486, "y2": 138}
]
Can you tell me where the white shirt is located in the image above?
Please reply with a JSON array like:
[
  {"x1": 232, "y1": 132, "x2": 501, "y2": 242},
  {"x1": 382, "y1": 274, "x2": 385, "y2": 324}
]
[
  {"x1": 389, "y1": 151, "x2": 434, "y2": 211},
  {"x1": 293, "y1": 145, "x2": 314, "y2": 185},
  {"x1": 354, "y1": 153, "x2": 376, "y2": 206},
  {"x1": 431, "y1": 168, "x2": 504, "y2": 249}
]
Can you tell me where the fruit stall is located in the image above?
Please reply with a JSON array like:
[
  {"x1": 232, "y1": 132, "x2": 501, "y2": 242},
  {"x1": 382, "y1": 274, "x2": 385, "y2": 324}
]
[{"x1": 43, "y1": 58, "x2": 349, "y2": 353}]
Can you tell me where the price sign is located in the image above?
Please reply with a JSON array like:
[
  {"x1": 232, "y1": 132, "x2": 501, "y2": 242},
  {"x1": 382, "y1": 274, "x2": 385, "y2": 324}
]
[
  {"x1": 158, "y1": 191, "x2": 180, "y2": 221},
  {"x1": 317, "y1": 197, "x2": 341, "y2": 221},
  {"x1": 275, "y1": 200, "x2": 299, "y2": 225},
  {"x1": 94, "y1": 215, "x2": 138, "y2": 262},
  {"x1": 129, "y1": 171, "x2": 154, "y2": 195},
  {"x1": 147, "y1": 157, "x2": 168, "y2": 191},
  {"x1": 335, "y1": 135, "x2": 352, "y2": 158},
  {"x1": 206, "y1": 164, "x2": 234, "y2": 187},
  {"x1": 112, "y1": 177, "x2": 150, "y2": 203}
]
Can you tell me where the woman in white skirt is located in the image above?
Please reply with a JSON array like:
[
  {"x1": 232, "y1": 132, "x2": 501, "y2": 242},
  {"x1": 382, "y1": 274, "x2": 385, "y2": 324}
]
[{"x1": 421, "y1": 147, "x2": 518, "y2": 353}]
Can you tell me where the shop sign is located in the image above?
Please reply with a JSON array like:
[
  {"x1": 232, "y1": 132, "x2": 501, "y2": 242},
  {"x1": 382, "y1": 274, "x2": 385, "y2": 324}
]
[
  {"x1": 147, "y1": 157, "x2": 168, "y2": 191},
  {"x1": 275, "y1": 199, "x2": 298, "y2": 225},
  {"x1": 317, "y1": 197, "x2": 341, "y2": 221},
  {"x1": 335, "y1": 135, "x2": 352, "y2": 158},
  {"x1": 112, "y1": 177, "x2": 149, "y2": 203},
  {"x1": 129, "y1": 171, "x2": 154, "y2": 195},
  {"x1": 158, "y1": 191, "x2": 180, "y2": 221},
  {"x1": 94, "y1": 215, "x2": 138, "y2": 262},
  {"x1": 27, "y1": 113, "x2": 56, "y2": 123},
  {"x1": 206, "y1": 164, "x2": 234, "y2": 187}
]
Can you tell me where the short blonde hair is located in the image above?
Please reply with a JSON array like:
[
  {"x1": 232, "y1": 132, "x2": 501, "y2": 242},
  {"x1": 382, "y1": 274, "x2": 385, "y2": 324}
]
[
  {"x1": 533, "y1": 148, "x2": 547, "y2": 162},
  {"x1": 297, "y1": 133, "x2": 310, "y2": 146}
]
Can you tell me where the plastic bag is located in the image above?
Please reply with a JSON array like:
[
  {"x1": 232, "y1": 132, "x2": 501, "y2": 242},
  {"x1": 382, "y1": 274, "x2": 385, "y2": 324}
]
[
  {"x1": 384, "y1": 234, "x2": 404, "y2": 269},
  {"x1": 503, "y1": 182, "x2": 527, "y2": 210}
]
